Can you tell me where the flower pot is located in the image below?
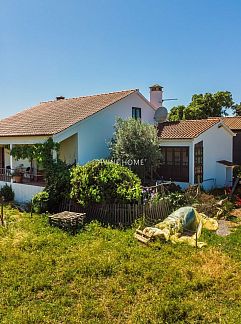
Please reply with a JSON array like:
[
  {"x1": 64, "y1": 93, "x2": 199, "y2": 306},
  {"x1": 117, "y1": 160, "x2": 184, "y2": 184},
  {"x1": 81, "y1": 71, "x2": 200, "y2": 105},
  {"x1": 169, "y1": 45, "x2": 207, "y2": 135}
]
[{"x1": 13, "y1": 175, "x2": 22, "y2": 183}]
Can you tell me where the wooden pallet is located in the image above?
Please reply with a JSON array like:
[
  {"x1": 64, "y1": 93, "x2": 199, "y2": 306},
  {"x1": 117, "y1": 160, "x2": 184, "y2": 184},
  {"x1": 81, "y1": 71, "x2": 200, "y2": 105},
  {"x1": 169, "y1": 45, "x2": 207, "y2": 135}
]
[{"x1": 134, "y1": 229, "x2": 154, "y2": 244}]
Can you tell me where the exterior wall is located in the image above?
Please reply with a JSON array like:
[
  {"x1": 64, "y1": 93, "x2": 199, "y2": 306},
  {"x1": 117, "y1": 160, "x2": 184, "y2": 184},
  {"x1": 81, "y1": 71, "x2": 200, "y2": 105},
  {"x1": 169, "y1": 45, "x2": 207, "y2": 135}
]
[
  {"x1": 0, "y1": 181, "x2": 44, "y2": 203},
  {"x1": 54, "y1": 92, "x2": 155, "y2": 164},
  {"x1": 193, "y1": 124, "x2": 234, "y2": 190},
  {"x1": 59, "y1": 134, "x2": 78, "y2": 165}
]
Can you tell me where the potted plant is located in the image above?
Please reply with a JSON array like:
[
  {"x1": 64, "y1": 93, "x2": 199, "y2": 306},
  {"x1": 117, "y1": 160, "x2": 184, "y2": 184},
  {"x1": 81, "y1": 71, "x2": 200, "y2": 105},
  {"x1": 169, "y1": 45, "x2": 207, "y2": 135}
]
[{"x1": 12, "y1": 168, "x2": 23, "y2": 183}]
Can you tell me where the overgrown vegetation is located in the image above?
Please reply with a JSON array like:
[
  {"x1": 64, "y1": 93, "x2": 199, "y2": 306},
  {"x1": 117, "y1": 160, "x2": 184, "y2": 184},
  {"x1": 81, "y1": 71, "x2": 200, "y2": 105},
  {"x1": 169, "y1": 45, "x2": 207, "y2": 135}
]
[
  {"x1": 14, "y1": 138, "x2": 71, "y2": 212},
  {"x1": 70, "y1": 160, "x2": 142, "y2": 206},
  {"x1": 0, "y1": 184, "x2": 14, "y2": 202},
  {"x1": 109, "y1": 118, "x2": 162, "y2": 180},
  {"x1": 0, "y1": 207, "x2": 241, "y2": 323},
  {"x1": 32, "y1": 191, "x2": 49, "y2": 214}
]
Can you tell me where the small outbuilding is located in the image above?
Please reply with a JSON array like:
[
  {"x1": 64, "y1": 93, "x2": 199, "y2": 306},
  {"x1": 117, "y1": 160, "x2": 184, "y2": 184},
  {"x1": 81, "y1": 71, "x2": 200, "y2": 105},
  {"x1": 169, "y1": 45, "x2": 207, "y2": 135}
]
[{"x1": 157, "y1": 118, "x2": 235, "y2": 190}]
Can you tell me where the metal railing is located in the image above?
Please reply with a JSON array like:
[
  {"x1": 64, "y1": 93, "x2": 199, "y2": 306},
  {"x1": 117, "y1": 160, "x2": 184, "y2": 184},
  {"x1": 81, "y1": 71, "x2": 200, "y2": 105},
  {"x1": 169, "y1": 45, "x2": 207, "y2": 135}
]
[
  {"x1": 0, "y1": 167, "x2": 46, "y2": 185},
  {"x1": 0, "y1": 168, "x2": 11, "y2": 182}
]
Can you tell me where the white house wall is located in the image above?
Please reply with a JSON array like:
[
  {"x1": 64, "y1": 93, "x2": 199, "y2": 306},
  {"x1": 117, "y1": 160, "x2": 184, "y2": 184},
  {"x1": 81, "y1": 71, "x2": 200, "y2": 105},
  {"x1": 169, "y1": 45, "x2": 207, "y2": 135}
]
[
  {"x1": 194, "y1": 124, "x2": 234, "y2": 189},
  {"x1": 54, "y1": 92, "x2": 155, "y2": 164},
  {"x1": 0, "y1": 181, "x2": 44, "y2": 203}
]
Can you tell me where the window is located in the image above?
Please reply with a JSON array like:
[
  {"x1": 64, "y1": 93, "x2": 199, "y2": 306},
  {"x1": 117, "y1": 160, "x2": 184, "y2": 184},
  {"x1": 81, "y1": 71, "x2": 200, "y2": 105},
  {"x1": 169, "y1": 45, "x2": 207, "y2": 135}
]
[
  {"x1": 132, "y1": 107, "x2": 141, "y2": 120},
  {"x1": 158, "y1": 146, "x2": 189, "y2": 182},
  {"x1": 194, "y1": 141, "x2": 203, "y2": 183}
]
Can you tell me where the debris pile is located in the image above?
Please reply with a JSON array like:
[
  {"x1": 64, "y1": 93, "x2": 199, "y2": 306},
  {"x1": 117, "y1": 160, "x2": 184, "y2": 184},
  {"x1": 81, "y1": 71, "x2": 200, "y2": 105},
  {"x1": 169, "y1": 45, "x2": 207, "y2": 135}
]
[{"x1": 135, "y1": 207, "x2": 218, "y2": 248}]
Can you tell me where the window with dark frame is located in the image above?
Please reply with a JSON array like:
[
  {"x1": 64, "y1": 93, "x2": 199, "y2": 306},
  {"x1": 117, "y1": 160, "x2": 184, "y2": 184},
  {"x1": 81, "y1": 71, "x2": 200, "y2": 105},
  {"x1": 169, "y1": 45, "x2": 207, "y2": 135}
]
[
  {"x1": 132, "y1": 107, "x2": 141, "y2": 120},
  {"x1": 158, "y1": 146, "x2": 189, "y2": 182},
  {"x1": 194, "y1": 141, "x2": 203, "y2": 184}
]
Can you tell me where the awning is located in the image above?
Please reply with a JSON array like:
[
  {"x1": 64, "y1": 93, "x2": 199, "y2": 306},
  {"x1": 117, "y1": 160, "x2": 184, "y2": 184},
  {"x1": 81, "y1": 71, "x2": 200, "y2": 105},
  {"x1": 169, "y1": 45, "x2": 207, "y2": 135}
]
[{"x1": 217, "y1": 160, "x2": 238, "y2": 167}]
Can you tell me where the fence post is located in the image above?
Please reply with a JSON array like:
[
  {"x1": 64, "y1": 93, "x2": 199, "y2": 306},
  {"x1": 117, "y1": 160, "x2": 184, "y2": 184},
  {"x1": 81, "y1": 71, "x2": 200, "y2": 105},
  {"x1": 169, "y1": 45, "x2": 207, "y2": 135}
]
[
  {"x1": 30, "y1": 199, "x2": 33, "y2": 217},
  {"x1": 195, "y1": 225, "x2": 198, "y2": 249},
  {"x1": 0, "y1": 196, "x2": 5, "y2": 226}
]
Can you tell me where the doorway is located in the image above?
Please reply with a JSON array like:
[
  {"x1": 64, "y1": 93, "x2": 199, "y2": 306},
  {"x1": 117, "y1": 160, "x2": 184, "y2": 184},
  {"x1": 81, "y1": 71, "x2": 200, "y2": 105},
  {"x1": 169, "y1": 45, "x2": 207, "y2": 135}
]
[{"x1": 0, "y1": 147, "x2": 5, "y2": 169}]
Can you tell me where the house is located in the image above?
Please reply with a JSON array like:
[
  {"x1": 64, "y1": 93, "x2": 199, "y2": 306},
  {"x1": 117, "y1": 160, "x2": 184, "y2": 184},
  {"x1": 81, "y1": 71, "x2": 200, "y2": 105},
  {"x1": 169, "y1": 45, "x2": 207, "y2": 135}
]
[
  {"x1": 0, "y1": 84, "x2": 237, "y2": 202},
  {"x1": 0, "y1": 88, "x2": 155, "y2": 202},
  {"x1": 221, "y1": 116, "x2": 241, "y2": 165},
  {"x1": 157, "y1": 118, "x2": 235, "y2": 190}
]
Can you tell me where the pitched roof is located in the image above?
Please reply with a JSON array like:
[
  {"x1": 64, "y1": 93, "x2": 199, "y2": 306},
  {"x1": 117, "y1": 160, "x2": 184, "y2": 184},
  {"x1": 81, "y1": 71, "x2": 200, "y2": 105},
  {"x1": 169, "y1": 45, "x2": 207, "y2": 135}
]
[
  {"x1": 158, "y1": 118, "x2": 220, "y2": 139},
  {"x1": 222, "y1": 116, "x2": 241, "y2": 130},
  {"x1": 0, "y1": 89, "x2": 137, "y2": 137}
]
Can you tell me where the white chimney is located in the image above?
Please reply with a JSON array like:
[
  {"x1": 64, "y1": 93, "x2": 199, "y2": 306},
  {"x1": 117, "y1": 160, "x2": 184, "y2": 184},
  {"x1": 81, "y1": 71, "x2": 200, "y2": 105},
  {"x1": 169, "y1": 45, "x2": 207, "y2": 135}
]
[{"x1": 149, "y1": 84, "x2": 163, "y2": 109}]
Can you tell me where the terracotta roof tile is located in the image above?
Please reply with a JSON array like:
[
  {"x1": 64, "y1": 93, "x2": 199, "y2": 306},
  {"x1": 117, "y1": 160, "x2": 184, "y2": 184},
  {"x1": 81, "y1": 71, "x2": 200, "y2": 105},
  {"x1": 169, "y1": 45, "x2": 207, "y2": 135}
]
[
  {"x1": 222, "y1": 116, "x2": 241, "y2": 130},
  {"x1": 0, "y1": 89, "x2": 137, "y2": 137},
  {"x1": 158, "y1": 118, "x2": 220, "y2": 139}
]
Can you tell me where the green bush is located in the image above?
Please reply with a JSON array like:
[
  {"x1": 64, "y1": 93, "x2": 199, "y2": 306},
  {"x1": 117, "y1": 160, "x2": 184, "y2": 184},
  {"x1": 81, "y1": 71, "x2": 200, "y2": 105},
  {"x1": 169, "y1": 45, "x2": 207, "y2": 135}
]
[
  {"x1": 0, "y1": 184, "x2": 14, "y2": 202},
  {"x1": 44, "y1": 159, "x2": 71, "y2": 212},
  {"x1": 70, "y1": 160, "x2": 142, "y2": 206},
  {"x1": 151, "y1": 191, "x2": 188, "y2": 211},
  {"x1": 32, "y1": 191, "x2": 49, "y2": 214}
]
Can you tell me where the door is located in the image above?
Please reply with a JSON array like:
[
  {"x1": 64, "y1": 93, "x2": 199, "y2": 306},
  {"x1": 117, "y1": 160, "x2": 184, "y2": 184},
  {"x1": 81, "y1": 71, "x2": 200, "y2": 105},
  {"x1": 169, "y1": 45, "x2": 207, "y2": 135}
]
[{"x1": 0, "y1": 147, "x2": 5, "y2": 170}]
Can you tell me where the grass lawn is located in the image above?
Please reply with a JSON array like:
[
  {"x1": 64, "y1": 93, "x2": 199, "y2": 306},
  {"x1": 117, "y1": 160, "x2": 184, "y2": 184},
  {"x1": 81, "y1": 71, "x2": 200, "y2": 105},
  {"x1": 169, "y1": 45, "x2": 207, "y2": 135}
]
[{"x1": 0, "y1": 207, "x2": 241, "y2": 323}]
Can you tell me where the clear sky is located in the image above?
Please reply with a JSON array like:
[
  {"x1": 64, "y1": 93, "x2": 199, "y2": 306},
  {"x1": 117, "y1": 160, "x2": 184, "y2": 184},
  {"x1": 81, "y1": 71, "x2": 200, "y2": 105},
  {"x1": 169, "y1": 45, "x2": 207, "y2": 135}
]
[{"x1": 1, "y1": 0, "x2": 241, "y2": 118}]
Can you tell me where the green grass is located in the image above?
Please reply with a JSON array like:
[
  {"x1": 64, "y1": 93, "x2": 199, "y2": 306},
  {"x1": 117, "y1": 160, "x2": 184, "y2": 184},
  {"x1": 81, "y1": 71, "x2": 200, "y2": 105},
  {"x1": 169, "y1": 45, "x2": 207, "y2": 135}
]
[{"x1": 0, "y1": 207, "x2": 241, "y2": 323}]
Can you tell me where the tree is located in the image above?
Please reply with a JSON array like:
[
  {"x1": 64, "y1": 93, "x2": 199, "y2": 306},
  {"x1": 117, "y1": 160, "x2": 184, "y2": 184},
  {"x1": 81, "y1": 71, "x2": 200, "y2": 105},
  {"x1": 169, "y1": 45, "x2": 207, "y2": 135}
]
[
  {"x1": 168, "y1": 105, "x2": 185, "y2": 121},
  {"x1": 233, "y1": 102, "x2": 241, "y2": 116},
  {"x1": 168, "y1": 91, "x2": 234, "y2": 121},
  {"x1": 70, "y1": 160, "x2": 142, "y2": 206},
  {"x1": 109, "y1": 118, "x2": 162, "y2": 180}
]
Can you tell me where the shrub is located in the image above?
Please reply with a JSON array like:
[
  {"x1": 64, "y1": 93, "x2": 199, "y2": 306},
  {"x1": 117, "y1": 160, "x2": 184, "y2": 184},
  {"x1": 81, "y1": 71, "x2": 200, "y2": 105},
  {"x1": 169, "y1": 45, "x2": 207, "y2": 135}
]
[
  {"x1": 149, "y1": 191, "x2": 188, "y2": 211},
  {"x1": 70, "y1": 160, "x2": 142, "y2": 206},
  {"x1": 0, "y1": 184, "x2": 14, "y2": 202},
  {"x1": 109, "y1": 118, "x2": 162, "y2": 180},
  {"x1": 32, "y1": 191, "x2": 49, "y2": 214},
  {"x1": 44, "y1": 159, "x2": 71, "y2": 212}
]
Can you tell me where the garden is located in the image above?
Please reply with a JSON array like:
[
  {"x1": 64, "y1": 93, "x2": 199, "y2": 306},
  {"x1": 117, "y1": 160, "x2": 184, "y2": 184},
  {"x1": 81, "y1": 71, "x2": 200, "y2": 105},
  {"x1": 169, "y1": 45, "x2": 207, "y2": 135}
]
[
  {"x1": 0, "y1": 119, "x2": 241, "y2": 323},
  {"x1": 0, "y1": 206, "x2": 241, "y2": 323}
]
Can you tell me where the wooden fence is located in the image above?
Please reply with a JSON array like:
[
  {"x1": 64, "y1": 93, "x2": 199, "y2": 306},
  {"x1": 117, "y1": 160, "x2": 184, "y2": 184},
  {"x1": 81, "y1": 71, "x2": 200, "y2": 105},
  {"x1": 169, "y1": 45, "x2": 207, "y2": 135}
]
[{"x1": 59, "y1": 198, "x2": 171, "y2": 228}]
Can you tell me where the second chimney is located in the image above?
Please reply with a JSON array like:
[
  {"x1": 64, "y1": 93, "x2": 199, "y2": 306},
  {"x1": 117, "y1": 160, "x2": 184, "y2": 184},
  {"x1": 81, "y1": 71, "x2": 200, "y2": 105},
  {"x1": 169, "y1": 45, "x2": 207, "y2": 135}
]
[
  {"x1": 149, "y1": 84, "x2": 163, "y2": 109},
  {"x1": 56, "y1": 96, "x2": 65, "y2": 101}
]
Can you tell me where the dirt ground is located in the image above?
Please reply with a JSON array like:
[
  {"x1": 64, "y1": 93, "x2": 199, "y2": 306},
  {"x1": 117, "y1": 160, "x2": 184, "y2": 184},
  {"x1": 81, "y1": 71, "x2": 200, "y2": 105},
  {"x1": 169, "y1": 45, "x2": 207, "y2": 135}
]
[{"x1": 216, "y1": 208, "x2": 241, "y2": 237}]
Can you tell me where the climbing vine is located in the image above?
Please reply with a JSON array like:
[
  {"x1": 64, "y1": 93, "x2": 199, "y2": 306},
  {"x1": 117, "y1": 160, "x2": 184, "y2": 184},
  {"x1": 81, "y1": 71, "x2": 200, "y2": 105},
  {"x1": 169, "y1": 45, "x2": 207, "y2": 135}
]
[{"x1": 11, "y1": 138, "x2": 71, "y2": 212}]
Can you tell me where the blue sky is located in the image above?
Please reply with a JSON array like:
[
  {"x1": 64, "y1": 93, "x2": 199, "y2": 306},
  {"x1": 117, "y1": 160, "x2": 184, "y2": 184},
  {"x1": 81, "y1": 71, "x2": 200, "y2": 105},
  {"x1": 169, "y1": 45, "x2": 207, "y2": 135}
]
[{"x1": 1, "y1": 0, "x2": 241, "y2": 118}]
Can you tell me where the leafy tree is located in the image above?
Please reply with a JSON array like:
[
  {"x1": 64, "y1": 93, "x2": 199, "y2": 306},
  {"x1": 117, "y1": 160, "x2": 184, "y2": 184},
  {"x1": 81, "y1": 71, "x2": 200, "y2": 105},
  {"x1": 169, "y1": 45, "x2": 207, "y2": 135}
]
[
  {"x1": 109, "y1": 118, "x2": 162, "y2": 180},
  {"x1": 233, "y1": 102, "x2": 241, "y2": 116},
  {"x1": 169, "y1": 91, "x2": 234, "y2": 121},
  {"x1": 168, "y1": 105, "x2": 185, "y2": 121},
  {"x1": 70, "y1": 160, "x2": 142, "y2": 206}
]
